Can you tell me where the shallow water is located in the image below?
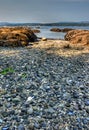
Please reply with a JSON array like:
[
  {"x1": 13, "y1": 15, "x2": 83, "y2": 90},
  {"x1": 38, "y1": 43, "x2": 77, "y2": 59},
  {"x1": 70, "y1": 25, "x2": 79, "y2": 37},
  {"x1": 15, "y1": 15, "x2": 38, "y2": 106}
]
[
  {"x1": 34, "y1": 25, "x2": 89, "y2": 39},
  {"x1": 36, "y1": 28, "x2": 66, "y2": 39}
]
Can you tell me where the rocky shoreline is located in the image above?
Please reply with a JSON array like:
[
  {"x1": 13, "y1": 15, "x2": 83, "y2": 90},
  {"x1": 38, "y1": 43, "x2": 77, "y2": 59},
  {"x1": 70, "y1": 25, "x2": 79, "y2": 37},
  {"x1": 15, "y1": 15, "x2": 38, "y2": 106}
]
[{"x1": 0, "y1": 39, "x2": 89, "y2": 130}]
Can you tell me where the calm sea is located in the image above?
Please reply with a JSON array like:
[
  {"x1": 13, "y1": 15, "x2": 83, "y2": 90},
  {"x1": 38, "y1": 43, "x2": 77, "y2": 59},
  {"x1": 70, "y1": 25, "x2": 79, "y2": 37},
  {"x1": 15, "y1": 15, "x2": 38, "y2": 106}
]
[
  {"x1": 34, "y1": 25, "x2": 89, "y2": 39},
  {"x1": 0, "y1": 23, "x2": 89, "y2": 39}
]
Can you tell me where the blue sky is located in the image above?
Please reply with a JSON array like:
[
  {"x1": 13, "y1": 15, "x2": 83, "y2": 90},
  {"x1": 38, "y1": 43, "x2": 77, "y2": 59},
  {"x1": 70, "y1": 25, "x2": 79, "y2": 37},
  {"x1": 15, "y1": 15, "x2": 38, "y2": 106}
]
[{"x1": 0, "y1": 0, "x2": 89, "y2": 23}]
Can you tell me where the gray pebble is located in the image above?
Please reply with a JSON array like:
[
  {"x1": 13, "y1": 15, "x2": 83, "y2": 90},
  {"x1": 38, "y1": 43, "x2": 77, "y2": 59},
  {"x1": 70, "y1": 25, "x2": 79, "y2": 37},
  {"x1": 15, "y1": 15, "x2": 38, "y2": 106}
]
[
  {"x1": 18, "y1": 124, "x2": 25, "y2": 130},
  {"x1": 85, "y1": 99, "x2": 89, "y2": 106}
]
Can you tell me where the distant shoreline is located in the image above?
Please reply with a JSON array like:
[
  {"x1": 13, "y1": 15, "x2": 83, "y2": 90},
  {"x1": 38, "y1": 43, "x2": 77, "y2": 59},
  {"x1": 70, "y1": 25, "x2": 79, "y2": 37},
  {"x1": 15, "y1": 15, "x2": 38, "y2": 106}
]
[{"x1": 0, "y1": 21, "x2": 89, "y2": 27}]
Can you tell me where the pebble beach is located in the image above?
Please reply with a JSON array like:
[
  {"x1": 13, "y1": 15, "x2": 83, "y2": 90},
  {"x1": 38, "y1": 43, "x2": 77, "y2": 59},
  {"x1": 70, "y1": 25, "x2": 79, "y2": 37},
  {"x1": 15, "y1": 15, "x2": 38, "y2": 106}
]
[{"x1": 0, "y1": 39, "x2": 89, "y2": 130}]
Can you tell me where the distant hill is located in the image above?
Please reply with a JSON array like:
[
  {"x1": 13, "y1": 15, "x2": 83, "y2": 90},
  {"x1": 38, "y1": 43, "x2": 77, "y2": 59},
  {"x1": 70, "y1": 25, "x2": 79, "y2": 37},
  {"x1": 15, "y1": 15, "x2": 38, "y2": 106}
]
[
  {"x1": 0, "y1": 22, "x2": 10, "y2": 25},
  {"x1": 0, "y1": 22, "x2": 89, "y2": 27}
]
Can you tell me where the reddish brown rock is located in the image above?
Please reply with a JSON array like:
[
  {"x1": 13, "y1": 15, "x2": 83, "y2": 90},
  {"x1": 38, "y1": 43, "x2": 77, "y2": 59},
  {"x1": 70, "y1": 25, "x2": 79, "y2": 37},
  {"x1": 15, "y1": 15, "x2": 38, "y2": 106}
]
[
  {"x1": 65, "y1": 29, "x2": 89, "y2": 45},
  {"x1": 65, "y1": 30, "x2": 85, "y2": 41},
  {"x1": 0, "y1": 27, "x2": 37, "y2": 46},
  {"x1": 32, "y1": 29, "x2": 40, "y2": 33},
  {"x1": 50, "y1": 28, "x2": 62, "y2": 32}
]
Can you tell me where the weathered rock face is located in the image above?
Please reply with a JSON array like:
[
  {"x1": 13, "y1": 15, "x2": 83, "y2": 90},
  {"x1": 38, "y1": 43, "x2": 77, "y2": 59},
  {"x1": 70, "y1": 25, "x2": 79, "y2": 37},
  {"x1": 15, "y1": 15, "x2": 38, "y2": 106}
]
[
  {"x1": 0, "y1": 27, "x2": 37, "y2": 46},
  {"x1": 65, "y1": 29, "x2": 89, "y2": 45},
  {"x1": 50, "y1": 28, "x2": 62, "y2": 32}
]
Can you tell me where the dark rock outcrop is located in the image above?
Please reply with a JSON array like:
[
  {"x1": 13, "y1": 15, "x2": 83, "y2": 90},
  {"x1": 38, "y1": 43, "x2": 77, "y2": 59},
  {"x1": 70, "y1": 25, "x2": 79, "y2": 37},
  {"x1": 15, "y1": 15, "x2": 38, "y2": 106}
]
[
  {"x1": 50, "y1": 28, "x2": 62, "y2": 32},
  {"x1": 0, "y1": 27, "x2": 37, "y2": 46},
  {"x1": 50, "y1": 28, "x2": 73, "y2": 32}
]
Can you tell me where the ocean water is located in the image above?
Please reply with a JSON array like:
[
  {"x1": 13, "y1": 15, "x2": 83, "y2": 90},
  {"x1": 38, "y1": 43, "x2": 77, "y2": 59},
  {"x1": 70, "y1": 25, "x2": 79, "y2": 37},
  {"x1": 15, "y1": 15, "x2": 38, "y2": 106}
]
[
  {"x1": 34, "y1": 25, "x2": 89, "y2": 39},
  {"x1": 0, "y1": 22, "x2": 89, "y2": 39}
]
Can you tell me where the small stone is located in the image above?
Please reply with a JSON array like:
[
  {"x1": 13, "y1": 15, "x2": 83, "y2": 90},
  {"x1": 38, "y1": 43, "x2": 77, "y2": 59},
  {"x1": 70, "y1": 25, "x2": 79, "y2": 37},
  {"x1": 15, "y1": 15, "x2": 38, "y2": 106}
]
[
  {"x1": 21, "y1": 108, "x2": 27, "y2": 114},
  {"x1": 26, "y1": 96, "x2": 33, "y2": 102},
  {"x1": 72, "y1": 127, "x2": 77, "y2": 130},
  {"x1": 82, "y1": 119, "x2": 88, "y2": 124},
  {"x1": 2, "y1": 127, "x2": 9, "y2": 130},
  {"x1": 18, "y1": 124, "x2": 25, "y2": 130},
  {"x1": 77, "y1": 124, "x2": 83, "y2": 129},
  {"x1": 24, "y1": 102, "x2": 29, "y2": 107},
  {"x1": 67, "y1": 110, "x2": 74, "y2": 116},
  {"x1": 0, "y1": 103, "x2": 3, "y2": 107},
  {"x1": 41, "y1": 37, "x2": 47, "y2": 41},
  {"x1": 43, "y1": 85, "x2": 51, "y2": 91},
  {"x1": 54, "y1": 85, "x2": 59, "y2": 90},
  {"x1": 12, "y1": 127, "x2": 15, "y2": 130},
  {"x1": 73, "y1": 92, "x2": 79, "y2": 98},
  {"x1": 65, "y1": 103, "x2": 70, "y2": 107},
  {"x1": 78, "y1": 104, "x2": 83, "y2": 110},
  {"x1": 66, "y1": 79, "x2": 73, "y2": 85},
  {"x1": 27, "y1": 107, "x2": 33, "y2": 114},
  {"x1": 0, "y1": 119, "x2": 3, "y2": 123},
  {"x1": 63, "y1": 92, "x2": 70, "y2": 99},
  {"x1": 6, "y1": 103, "x2": 12, "y2": 108},
  {"x1": 77, "y1": 118, "x2": 81, "y2": 123},
  {"x1": 8, "y1": 110, "x2": 15, "y2": 115},
  {"x1": 28, "y1": 123, "x2": 34, "y2": 130},
  {"x1": 46, "y1": 107, "x2": 55, "y2": 114},
  {"x1": 34, "y1": 122, "x2": 40, "y2": 129},
  {"x1": 85, "y1": 99, "x2": 89, "y2": 106},
  {"x1": 13, "y1": 116, "x2": 20, "y2": 122},
  {"x1": 1, "y1": 111, "x2": 8, "y2": 117},
  {"x1": 86, "y1": 108, "x2": 89, "y2": 114},
  {"x1": 86, "y1": 117, "x2": 89, "y2": 121},
  {"x1": 12, "y1": 97, "x2": 20, "y2": 105},
  {"x1": 40, "y1": 122, "x2": 46, "y2": 128},
  {"x1": 16, "y1": 87, "x2": 23, "y2": 92},
  {"x1": 79, "y1": 85, "x2": 84, "y2": 90}
]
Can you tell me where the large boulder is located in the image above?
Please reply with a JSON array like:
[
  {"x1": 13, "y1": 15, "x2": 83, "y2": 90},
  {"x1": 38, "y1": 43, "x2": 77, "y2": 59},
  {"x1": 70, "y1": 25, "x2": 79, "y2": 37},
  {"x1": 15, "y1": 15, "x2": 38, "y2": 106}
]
[
  {"x1": 0, "y1": 27, "x2": 37, "y2": 46},
  {"x1": 65, "y1": 29, "x2": 89, "y2": 45}
]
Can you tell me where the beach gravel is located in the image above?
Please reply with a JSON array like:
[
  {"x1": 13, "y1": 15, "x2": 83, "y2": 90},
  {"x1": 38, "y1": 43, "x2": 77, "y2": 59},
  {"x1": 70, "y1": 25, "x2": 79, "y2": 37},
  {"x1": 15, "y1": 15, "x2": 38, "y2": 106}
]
[{"x1": 0, "y1": 40, "x2": 89, "y2": 129}]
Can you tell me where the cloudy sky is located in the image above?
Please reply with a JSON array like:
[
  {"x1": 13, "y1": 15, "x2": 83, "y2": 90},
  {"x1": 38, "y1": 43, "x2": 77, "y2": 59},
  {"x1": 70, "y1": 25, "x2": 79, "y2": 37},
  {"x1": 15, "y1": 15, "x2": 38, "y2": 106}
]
[{"x1": 0, "y1": 0, "x2": 89, "y2": 23}]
